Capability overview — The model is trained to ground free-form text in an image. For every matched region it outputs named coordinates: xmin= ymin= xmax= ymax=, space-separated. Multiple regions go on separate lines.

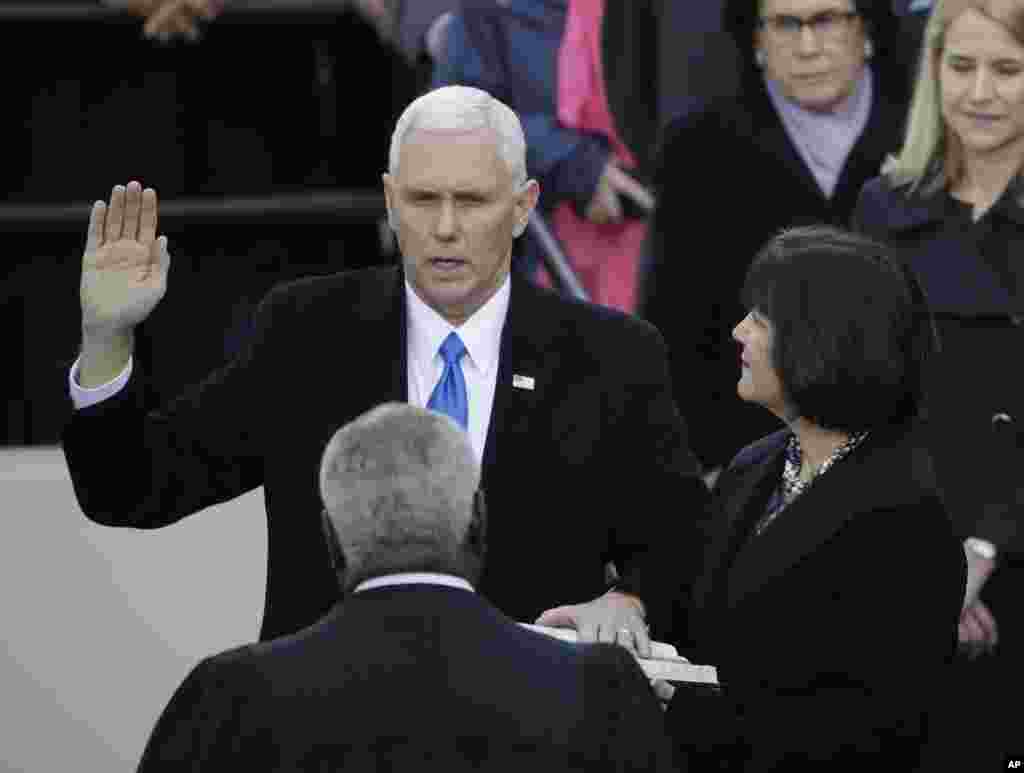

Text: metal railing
xmin=0 ymin=191 xmax=386 ymax=227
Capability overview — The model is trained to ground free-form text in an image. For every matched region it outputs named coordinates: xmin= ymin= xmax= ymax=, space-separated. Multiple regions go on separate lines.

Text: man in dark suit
xmin=64 ymin=85 xmax=707 ymax=648
xmin=137 ymin=402 xmax=676 ymax=771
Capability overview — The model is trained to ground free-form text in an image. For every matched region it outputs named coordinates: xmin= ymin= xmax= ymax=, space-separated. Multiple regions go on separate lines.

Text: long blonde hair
xmin=884 ymin=0 xmax=1024 ymax=192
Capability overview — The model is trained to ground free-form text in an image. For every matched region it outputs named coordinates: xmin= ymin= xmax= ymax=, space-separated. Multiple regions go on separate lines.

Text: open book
xmin=521 ymin=623 xmax=719 ymax=685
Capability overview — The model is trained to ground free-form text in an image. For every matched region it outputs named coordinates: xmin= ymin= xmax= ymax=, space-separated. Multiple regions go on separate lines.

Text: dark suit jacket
xmin=853 ymin=176 xmax=1024 ymax=557
xmin=63 ymin=268 xmax=707 ymax=641
xmin=666 ymin=425 xmax=964 ymax=772
xmin=137 ymin=583 xmax=676 ymax=772
xmin=640 ymin=71 xmax=907 ymax=470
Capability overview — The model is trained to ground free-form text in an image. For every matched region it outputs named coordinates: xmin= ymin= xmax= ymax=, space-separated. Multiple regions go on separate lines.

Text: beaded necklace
xmin=755 ymin=430 xmax=869 ymax=536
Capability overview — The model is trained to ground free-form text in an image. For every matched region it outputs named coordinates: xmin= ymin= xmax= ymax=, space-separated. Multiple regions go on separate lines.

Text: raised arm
xmin=79 ymin=181 xmax=169 ymax=388
xmin=65 ymin=180 xmax=273 ymax=529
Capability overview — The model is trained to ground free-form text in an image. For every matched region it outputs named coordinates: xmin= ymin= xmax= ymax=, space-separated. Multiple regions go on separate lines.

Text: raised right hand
xmin=81 ymin=182 xmax=170 ymax=342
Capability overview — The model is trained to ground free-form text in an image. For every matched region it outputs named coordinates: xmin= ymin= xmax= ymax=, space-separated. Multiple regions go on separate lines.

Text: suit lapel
xmin=724 ymin=432 xmax=910 ymax=609
xmin=746 ymin=84 xmax=826 ymax=204
xmin=832 ymin=88 xmax=899 ymax=209
xmin=692 ymin=446 xmax=784 ymax=614
xmin=353 ymin=266 xmax=407 ymax=406
xmin=481 ymin=273 xmax=552 ymax=486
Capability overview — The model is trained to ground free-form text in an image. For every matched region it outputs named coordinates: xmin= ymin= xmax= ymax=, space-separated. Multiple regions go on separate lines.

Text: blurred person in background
xmin=852 ymin=1 xmax=1024 ymax=767
xmin=433 ymin=0 xmax=658 ymax=313
xmin=107 ymin=0 xmax=458 ymax=67
xmin=641 ymin=0 xmax=912 ymax=484
xmin=102 ymin=0 xmax=223 ymax=39
xmin=662 ymin=226 xmax=964 ymax=772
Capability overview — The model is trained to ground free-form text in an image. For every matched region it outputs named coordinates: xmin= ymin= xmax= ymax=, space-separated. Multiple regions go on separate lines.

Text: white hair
xmin=318 ymin=403 xmax=480 ymax=585
xmin=388 ymin=85 xmax=529 ymax=189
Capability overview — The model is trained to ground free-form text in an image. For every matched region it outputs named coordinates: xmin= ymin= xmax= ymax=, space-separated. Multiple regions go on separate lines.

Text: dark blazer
xmin=853 ymin=176 xmax=1024 ymax=557
xmin=665 ymin=425 xmax=964 ymax=772
xmin=640 ymin=71 xmax=907 ymax=470
xmin=63 ymin=267 xmax=707 ymax=641
xmin=137 ymin=583 xmax=676 ymax=772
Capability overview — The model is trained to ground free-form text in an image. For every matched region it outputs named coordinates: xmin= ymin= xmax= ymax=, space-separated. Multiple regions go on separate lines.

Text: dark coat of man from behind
xmin=135 ymin=404 xmax=675 ymax=772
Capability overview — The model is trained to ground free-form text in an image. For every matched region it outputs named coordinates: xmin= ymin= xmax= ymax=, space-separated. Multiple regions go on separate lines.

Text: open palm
xmin=81 ymin=181 xmax=170 ymax=338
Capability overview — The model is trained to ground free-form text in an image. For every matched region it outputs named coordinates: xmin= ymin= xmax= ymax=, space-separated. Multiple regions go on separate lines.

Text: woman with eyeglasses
xmin=853 ymin=1 xmax=1024 ymax=768
xmin=640 ymin=0 xmax=913 ymax=485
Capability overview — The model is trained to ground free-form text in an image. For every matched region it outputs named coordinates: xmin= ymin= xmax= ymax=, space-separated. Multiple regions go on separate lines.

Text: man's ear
xmin=320 ymin=508 xmax=347 ymax=582
xmin=382 ymin=173 xmax=397 ymax=231
xmin=513 ymin=180 xmax=540 ymax=238
xmin=465 ymin=489 xmax=488 ymax=559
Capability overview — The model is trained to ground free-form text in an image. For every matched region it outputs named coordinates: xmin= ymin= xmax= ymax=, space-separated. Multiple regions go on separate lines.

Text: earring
xmin=864 ymin=39 xmax=874 ymax=59
xmin=754 ymin=49 xmax=766 ymax=68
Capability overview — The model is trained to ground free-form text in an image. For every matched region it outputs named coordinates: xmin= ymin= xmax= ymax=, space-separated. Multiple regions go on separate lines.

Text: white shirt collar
xmin=353 ymin=572 xmax=476 ymax=594
xmin=405 ymin=274 xmax=510 ymax=378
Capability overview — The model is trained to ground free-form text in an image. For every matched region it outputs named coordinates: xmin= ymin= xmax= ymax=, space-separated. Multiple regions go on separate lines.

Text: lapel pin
xmin=512 ymin=374 xmax=535 ymax=391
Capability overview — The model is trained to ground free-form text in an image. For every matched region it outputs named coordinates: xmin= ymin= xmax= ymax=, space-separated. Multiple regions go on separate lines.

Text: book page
xmin=520 ymin=623 xmax=719 ymax=685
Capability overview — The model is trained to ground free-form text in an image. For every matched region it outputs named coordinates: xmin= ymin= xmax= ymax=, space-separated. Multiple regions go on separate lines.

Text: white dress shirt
xmin=404 ymin=277 xmax=509 ymax=463
xmin=353 ymin=572 xmax=474 ymax=594
xmin=70 ymin=275 xmax=511 ymax=464
xmin=69 ymin=355 xmax=133 ymax=410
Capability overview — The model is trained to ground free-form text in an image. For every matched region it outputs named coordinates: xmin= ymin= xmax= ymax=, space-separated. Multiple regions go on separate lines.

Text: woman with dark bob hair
xmin=641 ymin=0 xmax=913 ymax=484
xmin=662 ymin=225 xmax=965 ymax=773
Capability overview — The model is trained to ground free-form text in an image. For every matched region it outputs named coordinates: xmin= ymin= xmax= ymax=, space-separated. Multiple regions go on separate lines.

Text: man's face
xmin=383 ymin=128 xmax=539 ymax=327
xmin=757 ymin=0 xmax=867 ymax=113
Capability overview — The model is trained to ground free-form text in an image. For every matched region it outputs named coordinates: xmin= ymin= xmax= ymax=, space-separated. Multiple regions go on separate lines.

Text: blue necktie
xmin=427 ymin=332 xmax=469 ymax=430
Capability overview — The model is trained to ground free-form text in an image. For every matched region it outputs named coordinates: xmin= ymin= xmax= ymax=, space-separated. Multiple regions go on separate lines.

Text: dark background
xmin=2 ymin=4 xmax=419 ymax=445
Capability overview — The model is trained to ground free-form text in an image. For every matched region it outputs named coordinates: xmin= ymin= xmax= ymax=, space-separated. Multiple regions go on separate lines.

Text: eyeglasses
xmin=758 ymin=10 xmax=859 ymax=43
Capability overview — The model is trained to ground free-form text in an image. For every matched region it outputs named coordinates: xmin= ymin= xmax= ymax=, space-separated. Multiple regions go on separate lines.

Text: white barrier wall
xmin=0 ymin=447 xmax=267 ymax=772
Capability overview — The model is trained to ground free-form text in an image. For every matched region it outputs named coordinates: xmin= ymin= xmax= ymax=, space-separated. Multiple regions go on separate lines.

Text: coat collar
xmin=740 ymin=69 xmax=901 ymax=208
xmin=875 ymin=169 xmax=1024 ymax=232
xmin=339 ymin=265 xmax=407 ymax=408
xmin=691 ymin=433 xmax=786 ymax=614
xmin=697 ymin=425 xmax=931 ymax=611
xmin=480 ymin=270 xmax=558 ymax=480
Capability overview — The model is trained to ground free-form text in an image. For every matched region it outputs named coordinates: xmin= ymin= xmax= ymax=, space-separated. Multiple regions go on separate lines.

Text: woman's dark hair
xmin=740 ymin=225 xmax=937 ymax=432
xmin=723 ymin=0 xmax=911 ymax=99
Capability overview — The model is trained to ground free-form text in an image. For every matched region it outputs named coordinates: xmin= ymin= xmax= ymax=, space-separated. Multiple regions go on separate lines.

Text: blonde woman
xmin=852 ymin=1 xmax=1024 ymax=768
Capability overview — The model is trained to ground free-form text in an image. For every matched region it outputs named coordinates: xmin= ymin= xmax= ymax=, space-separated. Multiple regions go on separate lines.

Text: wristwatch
xmin=965 ymin=537 xmax=997 ymax=561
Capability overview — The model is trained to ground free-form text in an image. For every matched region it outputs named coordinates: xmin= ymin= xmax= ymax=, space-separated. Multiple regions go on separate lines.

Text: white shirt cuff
xmin=69 ymin=356 xmax=133 ymax=410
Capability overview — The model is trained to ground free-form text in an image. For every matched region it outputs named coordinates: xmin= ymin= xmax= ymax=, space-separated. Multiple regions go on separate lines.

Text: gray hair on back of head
xmin=388 ymin=85 xmax=529 ymax=189
xmin=319 ymin=403 xmax=480 ymax=587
